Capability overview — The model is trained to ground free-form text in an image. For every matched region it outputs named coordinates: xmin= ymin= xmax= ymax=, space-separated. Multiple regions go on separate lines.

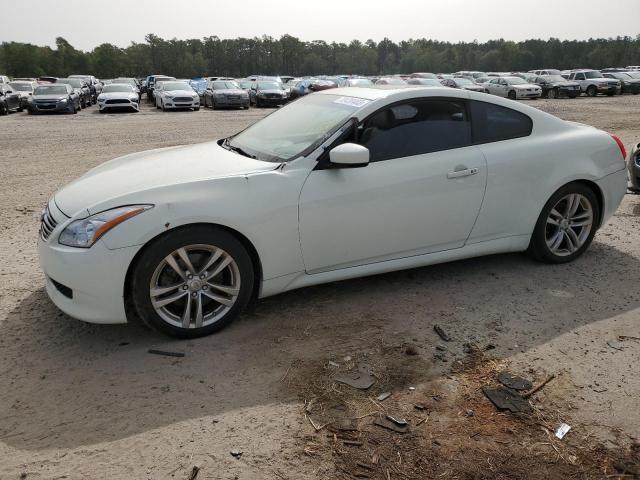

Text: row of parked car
xmin=2 ymin=66 xmax=639 ymax=116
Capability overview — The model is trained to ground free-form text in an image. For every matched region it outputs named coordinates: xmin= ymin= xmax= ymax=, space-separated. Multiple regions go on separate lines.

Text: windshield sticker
xmin=333 ymin=97 xmax=370 ymax=108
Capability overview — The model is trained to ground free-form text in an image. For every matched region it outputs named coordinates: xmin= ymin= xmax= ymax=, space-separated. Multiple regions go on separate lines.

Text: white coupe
xmin=38 ymin=87 xmax=627 ymax=337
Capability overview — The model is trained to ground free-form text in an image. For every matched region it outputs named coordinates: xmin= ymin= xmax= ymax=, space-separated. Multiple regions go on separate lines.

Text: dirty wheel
xmin=508 ymin=90 xmax=516 ymax=100
xmin=586 ymin=85 xmax=597 ymax=97
xmin=131 ymin=226 xmax=254 ymax=338
xmin=528 ymin=183 xmax=600 ymax=263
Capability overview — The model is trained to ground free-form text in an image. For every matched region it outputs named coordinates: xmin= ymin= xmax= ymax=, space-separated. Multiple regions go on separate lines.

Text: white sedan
xmin=38 ymin=87 xmax=627 ymax=337
xmin=154 ymin=81 xmax=200 ymax=111
xmin=97 ymin=83 xmax=140 ymax=112
xmin=485 ymin=76 xmax=542 ymax=99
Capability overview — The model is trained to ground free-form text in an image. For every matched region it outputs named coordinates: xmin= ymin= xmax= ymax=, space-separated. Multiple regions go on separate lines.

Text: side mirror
xmin=329 ymin=143 xmax=369 ymax=168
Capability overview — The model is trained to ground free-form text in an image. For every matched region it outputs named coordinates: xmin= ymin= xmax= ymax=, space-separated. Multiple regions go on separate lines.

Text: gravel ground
xmin=0 ymin=96 xmax=638 ymax=479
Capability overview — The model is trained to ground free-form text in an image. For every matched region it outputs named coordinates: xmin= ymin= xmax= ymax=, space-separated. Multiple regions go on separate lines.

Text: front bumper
xmin=98 ymin=98 xmax=139 ymax=111
xmin=621 ymin=83 xmax=640 ymax=94
xmin=596 ymin=85 xmax=618 ymax=94
xmin=515 ymin=90 xmax=541 ymax=99
xmin=257 ymin=96 xmax=287 ymax=106
xmin=28 ymin=101 xmax=72 ymax=113
xmin=39 ymin=236 xmax=138 ymax=324
xmin=163 ymin=98 xmax=200 ymax=109
xmin=212 ymin=96 xmax=249 ymax=107
xmin=628 ymin=143 xmax=640 ymax=192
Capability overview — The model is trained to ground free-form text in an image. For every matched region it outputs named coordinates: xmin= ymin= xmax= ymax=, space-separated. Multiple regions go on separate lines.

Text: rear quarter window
xmin=470 ymin=100 xmax=533 ymax=144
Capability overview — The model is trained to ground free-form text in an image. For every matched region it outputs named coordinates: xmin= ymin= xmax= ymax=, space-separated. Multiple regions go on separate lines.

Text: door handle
xmin=447 ymin=167 xmax=479 ymax=179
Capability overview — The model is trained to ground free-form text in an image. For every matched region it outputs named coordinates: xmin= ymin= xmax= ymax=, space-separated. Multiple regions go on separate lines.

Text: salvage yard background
xmin=0 ymin=97 xmax=639 ymax=479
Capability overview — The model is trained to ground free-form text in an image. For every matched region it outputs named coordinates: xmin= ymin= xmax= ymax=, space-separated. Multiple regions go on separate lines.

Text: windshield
xmin=34 ymin=85 xmax=68 ymax=95
xmin=454 ymin=78 xmax=473 ymax=85
xmin=213 ymin=81 xmax=239 ymax=89
xmin=408 ymin=79 xmax=441 ymax=86
xmin=160 ymin=82 xmax=191 ymax=91
xmin=154 ymin=77 xmax=175 ymax=83
xmin=257 ymin=82 xmax=281 ymax=90
xmin=543 ymin=75 xmax=566 ymax=82
xmin=227 ymin=94 xmax=365 ymax=162
xmin=58 ymin=79 xmax=83 ymax=87
xmin=379 ymin=78 xmax=406 ymax=85
xmin=9 ymin=82 xmax=33 ymax=91
xmin=505 ymin=77 xmax=526 ymax=85
xmin=584 ymin=71 xmax=604 ymax=79
xmin=607 ymin=73 xmax=630 ymax=80
xmin=627 ymin=72 xmax=640 ymax=79
xmin=348 ymin=79 xmax=373 ymax=86
xmin=114 ymin=78 xmax=136 ymax=85
xmin=239 ymin=81 xmax=252 ymax=88
xmin=102 ymin=84 xmax=134 ymax=93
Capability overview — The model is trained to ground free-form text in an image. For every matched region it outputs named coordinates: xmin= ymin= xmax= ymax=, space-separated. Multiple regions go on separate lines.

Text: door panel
xmin=298 ymin=146 xmax=487 ymax=273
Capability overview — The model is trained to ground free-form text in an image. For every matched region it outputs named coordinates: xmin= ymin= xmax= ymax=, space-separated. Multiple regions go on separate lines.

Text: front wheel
xmin=547 ymin=88 xmax=557 ymax=99
xmin=508 ymin=90 xmax=516 ymax=100
xmin=586 ymin=85 xmax=597 ymax=97
xmin=130 ymin=226 xmax=255 ymax=338
xmin=528 ymin=183 xmax=600 ymax=264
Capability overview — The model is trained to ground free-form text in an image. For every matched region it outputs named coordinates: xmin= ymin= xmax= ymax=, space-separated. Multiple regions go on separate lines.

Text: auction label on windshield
xmin=333 ymin=97 xmax=370 ymax=108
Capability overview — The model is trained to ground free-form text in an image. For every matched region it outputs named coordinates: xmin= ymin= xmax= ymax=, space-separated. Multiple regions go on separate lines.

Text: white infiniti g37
xmin=38 ymin=87 xmax=628 ymax=337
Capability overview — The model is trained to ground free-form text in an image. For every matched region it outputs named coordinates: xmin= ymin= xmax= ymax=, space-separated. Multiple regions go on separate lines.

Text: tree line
xmin=1 ymin=34 xmax=639 ymax=79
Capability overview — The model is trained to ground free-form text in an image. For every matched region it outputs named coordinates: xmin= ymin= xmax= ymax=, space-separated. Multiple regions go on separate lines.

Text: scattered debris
xmin=335 ymin=370 xmax=375 ymax=390
xmin=484 ymin=344 xmax=496 ymax=351
xmin=482 ymin=386 xmax=532 ymax=414
xmin=555 ymin=423 xmax=571 ymax=440
xmin=374 ymin=415 xmax=410 ymax=433
xmin=230 ymin=449 xmax=243 ymax=458
xmin=376 ymin=392 xmax=392 ymax=402
xmin=187 ymin=466 xmax=200 ymax=480
xmin=328 ymin=361 xmax=339 ymax=368
xmin=343 ymin=356 xmax=352 ymax=362
xmin=414 ymin=403 xmax=427 ymax=411
xmin=404 ymin=344 xmax=419 ymax=356
xmin=342 ymin=440 xmax=363 ymax=447
xmin=434 ymin=324 xmax=451 ymax=342
xmin=408 ymin=386 xmax=416 ymax=391
xmin=386 ymin=415 xmax=408 ymax=426
xmin=435 ymin=344 xmax=447 ymax=351
xmin=607 ymin=339 xmax=624 ymax=351
xmin=497 ymin=372 xmax=533 ymax=391
xmin=118 ymin=342 xmax=129 ymax=346
xmin=522 ymin=373 xmax=556 ymax=399
xmin=618 ymin=335 xmax=640 ymax=342
xmin=148 ymin=349 xmax=185 ymax=358
xmin=464 ymin=409 xmax=474 ymax=417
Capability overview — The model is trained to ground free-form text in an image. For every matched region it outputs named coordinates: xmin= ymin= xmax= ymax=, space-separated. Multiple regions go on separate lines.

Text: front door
xmin=298 ymin=99 xmax=488 ymax=273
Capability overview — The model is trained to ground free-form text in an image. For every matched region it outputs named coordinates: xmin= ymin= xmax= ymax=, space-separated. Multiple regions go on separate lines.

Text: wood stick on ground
xmin=523 ymin=374 xmax=556 ymax=399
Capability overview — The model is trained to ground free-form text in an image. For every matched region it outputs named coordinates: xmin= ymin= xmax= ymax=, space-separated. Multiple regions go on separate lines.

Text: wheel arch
xmin=123 ymin=222 xmax=264 ymax=320
xmin=572 ymin=179 xmax=604 ymax=227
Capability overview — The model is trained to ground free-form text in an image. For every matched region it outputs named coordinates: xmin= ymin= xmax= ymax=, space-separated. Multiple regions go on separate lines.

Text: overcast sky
xmin=3 ymin=0 xmax=639 ymax=51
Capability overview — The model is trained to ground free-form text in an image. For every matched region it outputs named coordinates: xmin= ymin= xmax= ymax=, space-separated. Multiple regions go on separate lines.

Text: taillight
xmin=610 ymin=134 xmax=627 ymax=160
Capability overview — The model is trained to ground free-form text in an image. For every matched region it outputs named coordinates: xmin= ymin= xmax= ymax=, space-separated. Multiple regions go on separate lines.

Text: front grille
xmin=105 ymin=99 xmax=130 ymax=104
xmin=36 ymin=103 xmax=56 ymax=109
xmin=266 ymin=94 xmax=281 ymax=99
xmin=40 ymin=206 xmax=58 ymax=240
xmin=173 ymin=97 xmax=192 ymax=102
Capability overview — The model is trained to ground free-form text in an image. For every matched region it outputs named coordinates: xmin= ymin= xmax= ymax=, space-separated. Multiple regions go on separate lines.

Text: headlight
xmin=257 ymin=92 xmax=266 ymax=97
xmin=60 ymin=98 xmax=68 ymax=104
xmin=59 ymin=205 xmax=152 ymax=248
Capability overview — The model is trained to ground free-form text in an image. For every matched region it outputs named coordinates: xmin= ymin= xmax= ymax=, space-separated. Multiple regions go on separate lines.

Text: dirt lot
xmin=0 ymin=96 xmax=639 ymax=479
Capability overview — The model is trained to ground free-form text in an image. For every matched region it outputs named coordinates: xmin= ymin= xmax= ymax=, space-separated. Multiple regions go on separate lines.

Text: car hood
xmin=258 ymin=89 xmax=286 ymax=94
xmin=462 ymin=85 xmax=484 ymax=90
xmin=32 ymin=94 xmax=67 ymax=101
xmin=512 ymin=84 xmax=539 ymax=89
xmin=163 ymin=89 xmax=197 ymax=96
xmin=54 ymin=141 xmax=279 ymax=216
xmin=548 ymin=81 xmax=580 ymax=87
xmin=99 ymin=91 xmax=137 ymax=99
xmin=213 ymin=88 xmax=247 ymax=95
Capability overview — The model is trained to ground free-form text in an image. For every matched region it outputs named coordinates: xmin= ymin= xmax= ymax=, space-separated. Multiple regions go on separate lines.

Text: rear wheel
xmin=131 ymin=226 xmax=254 ymax=338
xmin=508 ymin=90 xmax=516 ymax=100
xmin=528 ymin=183 xmax=600 ymax=264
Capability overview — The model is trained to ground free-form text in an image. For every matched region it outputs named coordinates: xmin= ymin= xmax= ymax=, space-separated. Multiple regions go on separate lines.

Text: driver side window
xmin=359 ymin=100 xmax=472 ymax=163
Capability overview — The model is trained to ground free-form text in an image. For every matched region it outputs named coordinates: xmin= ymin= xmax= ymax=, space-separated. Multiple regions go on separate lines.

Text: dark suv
xmin=0 ymin=84 xmax=21 ymax=115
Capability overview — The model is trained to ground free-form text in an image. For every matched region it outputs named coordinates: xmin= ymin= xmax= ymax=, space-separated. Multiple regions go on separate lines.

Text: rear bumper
xmin=596 ymin=168 xmax=628 ymax=226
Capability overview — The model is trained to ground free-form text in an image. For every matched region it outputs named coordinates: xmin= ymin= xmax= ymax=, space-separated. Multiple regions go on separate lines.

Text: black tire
xmin=212 ymin=98 xmax=217 ymax=110
xmin=194 ymin=106 xmax=200 ymax=111
xmin=130 ymin=226 xmax=254 ymax=338
xmin=0 ymin=102 xmax=7 ymax=115
xmin=508 ymin=90 xmax=516 ymax=100
xmin=547 ymin=88 xmax=557 ymax=99
xmin=528 ymin=182 xmax=600 ymax=264
xmin=161 ymin=100 xmax=166 ymax=111
xmin=586 ymin=85 xmax=597 ymax=97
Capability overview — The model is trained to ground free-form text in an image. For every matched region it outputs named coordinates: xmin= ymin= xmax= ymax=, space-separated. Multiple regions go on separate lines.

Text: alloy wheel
xmin=149 ymin=244 xmax=241 ymax=329
xmin=545 ymin=193 xmax=594 ymax=256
